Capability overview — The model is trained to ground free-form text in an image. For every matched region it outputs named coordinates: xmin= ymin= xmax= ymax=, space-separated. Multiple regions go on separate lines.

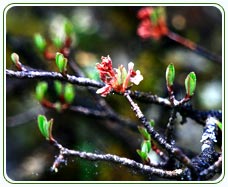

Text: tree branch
xmin=124 ymin=91 xmax=196 ymax=172
xmin=68 ymin=105 xmax=137 ymax=131
xmin=50 ymin=139 xmax=183 ymax=179
xmin=6 ymin=68 xmax=222 ymax=124
xmin=6 ymin=69 xmax=104 ymax=88
xmin=183 ymin=116 xmax=221 ymax=180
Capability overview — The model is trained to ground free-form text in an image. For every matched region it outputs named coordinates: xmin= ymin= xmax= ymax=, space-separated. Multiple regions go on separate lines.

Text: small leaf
xmin=37 ymin=115 xmax=47 ymax=137
xmin=138 ymin=126 xmax=151 ymax=140
xmin=34 ymin=34 xmax=46 ymax=52
xmin=56 ymin=52 xmax=67 ymax=73
xmin=149 ymin=119 xmax=155 ymax=127
xmin=185 ymin=72 xmax=197 ymax=97
xmin=54 ymin=81 xmax=63 ymax=96
xmin=52 ymin=37 xmax=63 ymax=49
xmin=166 ymin=63 xmax=175 ymax=88
xmin=36 ymin=82 xmax=48 ymax=101
xmin=215 ymin=120 xmax=222 ymax=131
xmin=37 ymin=115 xmax=49 ymax=139
xmin=150 ymin=10 xmax=158 ymax=25
xmin=37 ymin=115 xmax=53 ymax=140
xmin=136 ymin=150 xmax=148 ymax=161
xmin=64 ymin=83 xmax=75 ymax=104
xmin=11 ymin=53 xmax=19 ymax=64
xmin=141 ymin=140 xmax=151 ymax=153
xmin=157 ymin=7 xmax=166 ymax=18
xmin=116 ymin=66 xmax=127 ymax=85
xmin=64 ymin=19 xmax=74 ymax=36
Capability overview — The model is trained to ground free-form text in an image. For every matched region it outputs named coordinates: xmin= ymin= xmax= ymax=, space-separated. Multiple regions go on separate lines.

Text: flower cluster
xmin=96 ymin=56 xmax=143 ymax=97
xmin=137 ymin=7 xmax=168 ymax=40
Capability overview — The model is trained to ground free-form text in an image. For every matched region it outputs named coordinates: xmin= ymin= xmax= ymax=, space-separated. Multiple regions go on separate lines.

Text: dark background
xmin=6 ymin=6 xmax=222 ymax=181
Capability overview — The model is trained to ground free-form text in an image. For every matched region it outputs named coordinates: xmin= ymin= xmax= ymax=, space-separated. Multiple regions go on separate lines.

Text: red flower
xmin=137 ymin=7 xmax=153 ymax=19
xmin=137 ymin=7 xmax=168 ymax=40
xmin=96 ymin=56 xmax=115 ymax=84
xmin=96 ymin=56 xmax=143 ymax=97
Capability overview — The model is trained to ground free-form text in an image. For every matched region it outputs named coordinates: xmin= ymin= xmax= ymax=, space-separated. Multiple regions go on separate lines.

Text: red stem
xmin=166 ymin=31 xmax=196 ymax=50
xmin=166 ymin=31 xmax=222 ymax=63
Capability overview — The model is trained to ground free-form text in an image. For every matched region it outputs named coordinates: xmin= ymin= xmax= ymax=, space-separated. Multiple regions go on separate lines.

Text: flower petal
xmin=130 ymin=70 xmax=143 ymax=85
xmin=96 ymin=85 xmax=112 ymax=97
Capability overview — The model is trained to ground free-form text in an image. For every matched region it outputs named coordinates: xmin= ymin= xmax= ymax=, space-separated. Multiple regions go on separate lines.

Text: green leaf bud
xmin=10 ymin=53 xmax=19 ymax=65
xmin=166 ymin=63 xmax=175 ymax=89
xmin=136 ymin=150 xmax=148 ymax=161
xmin=52 ymin=37 xmax=63 ymax=49
xmin=55 ymin=52 xmax=68 ymax=74
xmin=34 ymin=34 xmax=46 ymax=52
xmin=54 ymin=81 xmax=63 ymax=96
xmin=185 ymin=72 xmax=196 ymax=97
xmin=64 ymin=83 xmax=75 ymax=104
xmin=64 ymin=19 xmax=74 ymax=36
xmin=37 ymin=115 xmax=53 ymax=140
xmin=149 ymin=119 xmax=155 ymax=127
xmin=138 ymin=126 xmax=151 ymax=140
xmin=141 ymin=140 xmax=151 ymax=153
xmin=36 ymin=82 xmax=48 ymax=101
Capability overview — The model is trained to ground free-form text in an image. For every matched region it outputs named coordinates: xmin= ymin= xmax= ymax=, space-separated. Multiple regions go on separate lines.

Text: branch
xmin=199 ymin=155 xmax=222 ymax=180
xmin=6 ymin=69 xmax=222 ymax=124
xmin=6 ymin=69 xmax=104 ymax=88
xmin=50 ymin=139 xmax=183 ymax=179
xmin=124 ymin=92 xmax=196 ymax=172
xmin=166 ymin=31 xmax=222 ymax=64
xmin=184 ymin=116 xmax=221 ymax=180
xmin=68 ymin=105 xmax=137 ymax=131
xmin=129 ymin=91 xmax=222 ymax=124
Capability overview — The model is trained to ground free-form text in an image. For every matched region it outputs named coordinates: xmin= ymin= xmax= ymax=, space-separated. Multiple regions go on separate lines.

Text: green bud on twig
xmin=34 ymin=34 xmax=46 ymax=52
xmin=52 ymin=37 xmax=63 ymax=49
xmin=37 ymin=115 xmax=53 ymax=141
xmin=150 ymin=9 xmax=158 ymax=25
xmin=64 ymin=19 xmax=74 ymax=36
xmin=141 ymin=140 xmax=151 ymax=153
xmin=54 ymin=81 xmax=63 ymax=96
xmin=149 ymin=119 xmax=155 ymax=127
xmin=138 ymin=126 xmax=151 ymax=140
xmin=136 ymin=150 xmax=148 ymax=162
xmin=64 ymin=83 xmax=75 ymax=104
xmin=55 ymin=52 xmax=68 ymax=74
xmin=11 ymin=52 xmax=23 ymax=71
xmin=185 ymin=72 xmax=196 ymax=97
xmin=215 ymin=120 xmax=222 ymax=131
xmin=11 ymin=53 xmax=19 ymax=64
xmin=36 ymin=82 xmax=48 ymax=101
xmin=166 ymin=63 xmax=175 ymax=90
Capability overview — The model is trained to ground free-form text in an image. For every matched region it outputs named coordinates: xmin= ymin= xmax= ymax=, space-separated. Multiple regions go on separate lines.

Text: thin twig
xmin=165 ymin=108 xmax=177 ymax=144
xmin=129 ymin=91 xmax=222 ymax=124
xmin=50 ymin=139 xmax=183 ymax=179
xmin=6 ymin=69 xmax=104 ymax=88
xmin=199 ymin=155 xmax=222 ymax=180
xmin=124 ymin=91 xmax=196 ymax=172
xmin=6 ymin=69 xmax=222 ymax=124
xmin=68 ymin=105 xmax=137 ymax=131
xmin=166 ymin=31 xmax=222 ymax=64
